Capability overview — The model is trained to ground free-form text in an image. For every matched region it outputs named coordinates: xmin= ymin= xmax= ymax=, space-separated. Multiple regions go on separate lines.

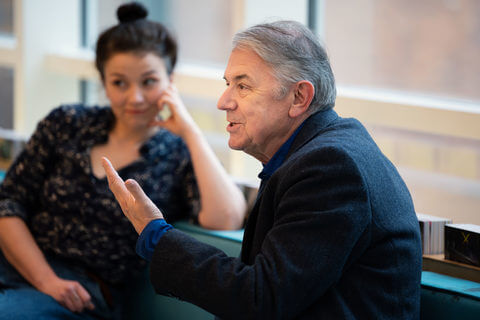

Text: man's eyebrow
xmin=223 ymin=74 xmax=251 ymax=82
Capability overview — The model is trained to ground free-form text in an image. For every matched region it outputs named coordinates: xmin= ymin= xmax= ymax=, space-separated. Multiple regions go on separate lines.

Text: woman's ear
xmin=288 ymin=80 xmax=315 ymax=118
xmin=169 ymin=73 xmax=174 ymax=83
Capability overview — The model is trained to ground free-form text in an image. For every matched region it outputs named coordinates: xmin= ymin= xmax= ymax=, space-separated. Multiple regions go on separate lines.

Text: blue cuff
xmin=136 ymin=219 xmax=173 ymax=261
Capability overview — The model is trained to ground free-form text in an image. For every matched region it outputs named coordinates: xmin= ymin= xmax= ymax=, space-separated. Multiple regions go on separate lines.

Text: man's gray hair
xmin=232 ymin=20 xmax=336 ymax=113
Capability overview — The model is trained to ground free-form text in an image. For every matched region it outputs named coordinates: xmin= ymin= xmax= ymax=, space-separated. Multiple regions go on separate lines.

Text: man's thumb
xmin=125 ymin=179 xmax=147 ymax=201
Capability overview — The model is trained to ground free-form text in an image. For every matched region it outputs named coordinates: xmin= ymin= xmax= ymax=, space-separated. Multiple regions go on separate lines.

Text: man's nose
xmin=217 ymin=87 xmax=235 ymax=111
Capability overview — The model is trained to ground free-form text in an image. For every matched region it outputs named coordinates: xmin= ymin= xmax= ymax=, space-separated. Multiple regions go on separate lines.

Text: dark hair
xmin=95 ymin=2 xmax=177 ymax=80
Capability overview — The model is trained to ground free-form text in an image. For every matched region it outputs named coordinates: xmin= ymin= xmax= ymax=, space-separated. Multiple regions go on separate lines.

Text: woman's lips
xmin=125 ymin=109 xmax=148 ymax=114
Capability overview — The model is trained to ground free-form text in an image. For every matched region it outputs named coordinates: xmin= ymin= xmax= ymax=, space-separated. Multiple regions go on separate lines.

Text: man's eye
xmin=238 ymin=84 xmax=248 ymax=90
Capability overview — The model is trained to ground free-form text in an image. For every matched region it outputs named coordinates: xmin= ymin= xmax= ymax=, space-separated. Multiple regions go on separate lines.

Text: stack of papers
xmin=417 ymin=213 xmax=452 ymax=255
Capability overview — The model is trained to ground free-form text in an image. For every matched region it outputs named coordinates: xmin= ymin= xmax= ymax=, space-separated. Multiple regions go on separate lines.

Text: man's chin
xmin=227 ymin=140 xmax=244 ymax=151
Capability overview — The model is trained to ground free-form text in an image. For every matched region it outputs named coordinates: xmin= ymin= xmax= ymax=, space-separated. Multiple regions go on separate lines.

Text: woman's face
xmin=103 ymin=52 xmax=171 ymax=131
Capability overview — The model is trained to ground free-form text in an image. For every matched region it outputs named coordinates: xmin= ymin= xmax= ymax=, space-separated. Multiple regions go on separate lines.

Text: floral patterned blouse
xmin=0 ymin=105 xmax=200 ymax=285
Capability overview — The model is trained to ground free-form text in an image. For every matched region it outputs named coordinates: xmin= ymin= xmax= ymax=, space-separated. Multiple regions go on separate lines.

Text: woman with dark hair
xmin=0 ymin=2 xmax=246 ymax=319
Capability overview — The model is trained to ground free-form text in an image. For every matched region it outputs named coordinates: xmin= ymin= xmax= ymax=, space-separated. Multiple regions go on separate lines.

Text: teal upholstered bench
xmin=123 ymin=221 xmax=480 ymax=320
xmin=421 ymin=271 xmax=480 ymax=319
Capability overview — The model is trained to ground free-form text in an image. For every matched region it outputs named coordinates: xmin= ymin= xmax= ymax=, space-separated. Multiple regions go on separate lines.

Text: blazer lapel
xmin=240 ymin=178 xmax=266 ymax=262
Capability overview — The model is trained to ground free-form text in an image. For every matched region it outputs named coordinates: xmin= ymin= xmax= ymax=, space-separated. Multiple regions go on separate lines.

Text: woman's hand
xmin=38 ymin=275 xmax=95 ymax=313
xmin=150 ymin=84 xmax=199 ymax=139
xmin=102 ymin=157 xmax=164 ymax=234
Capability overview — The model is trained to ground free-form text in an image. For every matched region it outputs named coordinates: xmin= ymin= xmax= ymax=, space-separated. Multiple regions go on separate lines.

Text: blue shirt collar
xmin=258 ymin=122 xmax=305 ymax=181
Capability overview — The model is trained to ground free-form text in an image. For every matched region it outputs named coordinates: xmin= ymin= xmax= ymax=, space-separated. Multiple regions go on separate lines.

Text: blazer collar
xmin=285 ymin=108 xmax=339 ymax=159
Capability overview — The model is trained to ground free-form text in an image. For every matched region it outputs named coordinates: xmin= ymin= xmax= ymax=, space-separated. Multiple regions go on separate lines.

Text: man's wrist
xmin=136 ymin=219 xmax=173 ymax=261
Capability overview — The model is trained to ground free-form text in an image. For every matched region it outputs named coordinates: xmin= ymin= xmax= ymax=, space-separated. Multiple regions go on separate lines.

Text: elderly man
xmin=103 ymin=21 xmax=422 ymax=319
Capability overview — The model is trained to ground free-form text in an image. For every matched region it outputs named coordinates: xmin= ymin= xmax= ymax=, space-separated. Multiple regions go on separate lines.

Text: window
xmin=0 ymin=0 xmax=13 ymax=36
xmin=0 ymin=67 xmax=13 ymax=129
xmin=324 ymin=0 xmax=480 ymax=104
xmin=85 ymin=0 xmax=234 ymax=68
xmin=318 ymin=0 xmax=480 ymax=223
xmin=0 ymin=0 xmax=14 ymax=131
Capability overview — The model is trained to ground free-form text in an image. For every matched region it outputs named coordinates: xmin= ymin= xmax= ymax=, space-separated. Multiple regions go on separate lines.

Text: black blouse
xmin=0 ymin=105 xmax=200 ymax=285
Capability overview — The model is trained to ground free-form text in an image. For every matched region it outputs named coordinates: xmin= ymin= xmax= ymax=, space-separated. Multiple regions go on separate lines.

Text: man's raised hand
xmin=102 ymin=157 xmax=164 ymax=234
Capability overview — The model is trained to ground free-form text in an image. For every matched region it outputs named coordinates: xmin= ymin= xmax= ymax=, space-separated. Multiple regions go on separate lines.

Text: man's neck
xmin=250 ymin=114 xmax=310 ymax=164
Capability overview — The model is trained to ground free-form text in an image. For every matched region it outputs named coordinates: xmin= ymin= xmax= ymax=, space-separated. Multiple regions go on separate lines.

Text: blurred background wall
xmin=0 ymin=0 xmax=479 ymax=223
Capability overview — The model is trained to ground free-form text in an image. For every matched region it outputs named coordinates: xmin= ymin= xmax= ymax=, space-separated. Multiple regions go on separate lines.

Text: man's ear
xmin=289 ymin=80 xmax=314 ymax=118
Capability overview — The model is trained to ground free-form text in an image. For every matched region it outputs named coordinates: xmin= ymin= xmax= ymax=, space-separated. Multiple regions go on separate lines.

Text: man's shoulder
xmin=291 ymin=111 xmax=371 ymax=154
xmin=278 ymin=116 xmax=388 ymax=185
xmin=289 ymin=117 xmax=371 ymax=159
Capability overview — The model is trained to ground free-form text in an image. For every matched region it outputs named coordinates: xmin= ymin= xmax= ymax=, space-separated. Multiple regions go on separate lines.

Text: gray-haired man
xmin=104 ymin=21 xmax=422 ymax=319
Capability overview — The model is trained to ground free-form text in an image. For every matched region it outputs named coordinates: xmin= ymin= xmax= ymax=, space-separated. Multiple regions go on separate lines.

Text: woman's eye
xmin=143 ymin=78 xmax=158 ymax=86
xmin=112 ymin=80 xmax=125 ymax=87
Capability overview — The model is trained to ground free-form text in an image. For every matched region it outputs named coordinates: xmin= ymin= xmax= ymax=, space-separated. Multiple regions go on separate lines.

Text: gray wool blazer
xmin=149 ymin=109 xmax=422 ymax=319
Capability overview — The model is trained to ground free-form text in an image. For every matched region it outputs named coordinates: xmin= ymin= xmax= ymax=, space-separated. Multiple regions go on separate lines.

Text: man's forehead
xmin=223 ymin=48 xmax=269 ymax=82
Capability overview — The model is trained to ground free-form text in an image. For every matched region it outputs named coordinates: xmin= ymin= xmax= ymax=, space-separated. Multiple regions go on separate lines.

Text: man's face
xmin=217 ymin=48 xmax=295 ymax=163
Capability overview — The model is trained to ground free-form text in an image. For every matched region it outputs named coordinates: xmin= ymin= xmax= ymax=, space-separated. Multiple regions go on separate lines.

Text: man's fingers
xmin=125 ymin=179 xmax=148 ymax=202
xmin=102 ymin=157 xmax=134 ymax=212
xmin=102 ymin=157 xmax=120 ymax=184
xmin=102 ymin=157 xmax=129 ymax=197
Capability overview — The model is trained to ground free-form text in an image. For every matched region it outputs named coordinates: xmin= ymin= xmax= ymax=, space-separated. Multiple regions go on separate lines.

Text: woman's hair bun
xmin=117 ymin=2 xmax=148 ymax=24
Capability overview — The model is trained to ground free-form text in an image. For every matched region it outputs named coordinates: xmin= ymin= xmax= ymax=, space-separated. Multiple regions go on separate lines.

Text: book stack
xmin=417 ymin=213 xmax=452 ymax=255
xmin=445 ymin=224 xmax=480 ymax=267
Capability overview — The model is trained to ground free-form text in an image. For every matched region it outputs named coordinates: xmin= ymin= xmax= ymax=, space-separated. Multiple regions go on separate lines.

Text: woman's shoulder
xmin=46 ymin=104 xmax=111 ymax=122
xmin=42 ymin=104 xmax=112 ymax=131
xmin=35 ymin=105 xmax=112 ymax=142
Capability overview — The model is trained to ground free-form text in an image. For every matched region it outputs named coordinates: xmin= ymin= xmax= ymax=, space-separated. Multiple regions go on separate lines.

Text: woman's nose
xmin=128 ymin=86 xmax=145 ymax=104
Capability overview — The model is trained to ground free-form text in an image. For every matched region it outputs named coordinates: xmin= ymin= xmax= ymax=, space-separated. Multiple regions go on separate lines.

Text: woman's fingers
xmin=61 ymin=282 xmax=94 ymax=313
xmin=150 ymin=84 xmax=199 ymax=139
xmin=68 ymin=289 xmax=83 ymax=312
xmin=76 ymin=284 xmax=95 ymax=310
xmin=150 ymin=96 xmax=180 ymax=131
